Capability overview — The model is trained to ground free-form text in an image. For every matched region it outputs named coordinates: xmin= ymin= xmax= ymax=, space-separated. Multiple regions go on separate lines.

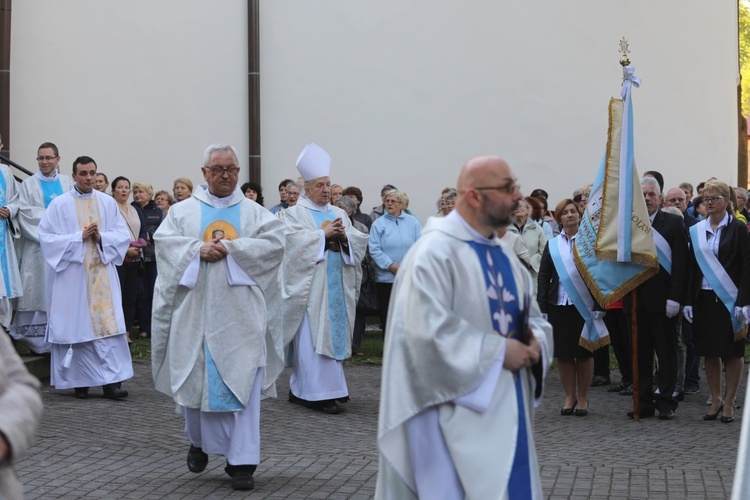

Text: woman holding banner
xmin=683 ymin=180 xmax=750 ymax=424
xmin=538 ymin=199 xmax=605 ymax=417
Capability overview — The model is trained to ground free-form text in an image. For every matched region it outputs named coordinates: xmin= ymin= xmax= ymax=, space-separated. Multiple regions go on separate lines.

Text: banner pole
xmin=631 ymin=290 xmax=639 ymax=421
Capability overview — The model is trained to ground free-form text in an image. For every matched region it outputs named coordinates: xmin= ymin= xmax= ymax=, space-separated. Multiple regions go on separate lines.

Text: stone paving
xmin=16 ymin=359 xmax=746 ymax=499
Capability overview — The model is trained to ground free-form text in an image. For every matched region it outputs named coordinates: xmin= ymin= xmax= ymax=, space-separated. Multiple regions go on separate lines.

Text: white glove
xmin=665 ymin=300 xmax=680 ymax=318
xmin=743 ymin=305 xmax=750 ymax=324
xmin=592 ymin=311 xmax=606 ymax=321
xmin=683 ymin=305 xmax=693 ymax=323
xmin=736 ymin=306 xmax=744 ymax=321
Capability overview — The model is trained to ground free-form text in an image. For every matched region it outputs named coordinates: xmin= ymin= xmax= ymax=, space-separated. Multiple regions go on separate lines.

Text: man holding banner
xmin=627 ymin=177 xmax=688 ymax=419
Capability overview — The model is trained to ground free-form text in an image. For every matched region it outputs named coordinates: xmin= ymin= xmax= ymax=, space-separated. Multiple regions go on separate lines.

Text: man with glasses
xmin=9 ymin=142 xmax=72 ymax=353
xmin=376 ymin=155 xmax=552 ymax=498
xmin=665 ymin=187 xmax=699 ymax=229
xmin=152 ymin=144 xmax=285 ymax=491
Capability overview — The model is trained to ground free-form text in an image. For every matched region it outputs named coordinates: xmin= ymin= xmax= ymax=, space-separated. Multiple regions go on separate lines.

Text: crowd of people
xmin=3 ymin=138 xmax=750 ymax=496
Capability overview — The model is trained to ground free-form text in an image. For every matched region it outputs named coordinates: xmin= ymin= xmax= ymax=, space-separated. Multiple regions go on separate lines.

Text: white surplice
xmin=10 ymin=171 xmax=73 ymax=352
xmin=0 ymin=164 xmax=23 ymax=327
xmin=375 ymin=212 xmax=553 ymax=499
xmin=38 ymin=187 xmax=133 ymax=389
xmin=279 ymin=196 xmax=368 ymax=401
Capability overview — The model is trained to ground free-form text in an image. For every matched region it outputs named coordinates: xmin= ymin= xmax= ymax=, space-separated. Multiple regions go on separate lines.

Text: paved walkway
xmin=16 ymin=360 xmax=746 ymax=498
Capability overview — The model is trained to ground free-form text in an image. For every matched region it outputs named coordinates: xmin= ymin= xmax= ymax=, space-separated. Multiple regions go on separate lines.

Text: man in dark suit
xmin=664 ymin=187 xmax=701 ymax=396
xmin=628 ymin=177 xmax=689 ymax=420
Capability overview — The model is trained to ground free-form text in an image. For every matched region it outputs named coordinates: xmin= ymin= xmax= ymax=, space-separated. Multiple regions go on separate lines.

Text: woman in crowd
xmin=507 ymin=198 xmax=547 ymax=294
xmin=331 ymin=184 xmax=344 ymax=202
xmin=112 ymin=176 xmax=147 ymax=343
xmin=527 ymin=195 xmax=554 ymax=241
xmin=368 ymin=189 xmax=422 ymax=331
xmin=132 ymin=182 xmax=164 ymax=339
xmin=173 ymin=177 xmax=193 ymax=202
xmin=693 ymin=195 xmax=706 ymax=220
xmin=154 ymin=190 xmax=174 ymax=214
xmin=241 ymin=181 xmax=264 ymax=206
xmin=538 ymin=199 xmax=599 ymax=417
xmin=683 ymin=180 xmax=750 ymax=423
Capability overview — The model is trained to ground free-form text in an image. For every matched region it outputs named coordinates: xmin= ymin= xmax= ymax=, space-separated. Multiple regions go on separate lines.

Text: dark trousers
xmin=637 ymin=309 xmax=678 ymax=413
xmin=352 ymin=309 xmax=366 ymax=353
xmin=604 ymin=309 xmax=632 ymax=384
xmin=593 ymin=345 xmax=610 ymax=379
xmin=681 ymin=319 xmax=700 ymax=389
xmin=376 ymin=282 xmax=394 ymax=333
xmin=135 ymin=261 xmax=158 ymax=334
xmin=117 ymin=261 xmax=140 ymax=332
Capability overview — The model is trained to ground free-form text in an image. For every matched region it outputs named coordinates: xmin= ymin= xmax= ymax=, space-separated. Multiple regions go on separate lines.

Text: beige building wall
xmin=9 ymin=1 xmax=738 ymax=221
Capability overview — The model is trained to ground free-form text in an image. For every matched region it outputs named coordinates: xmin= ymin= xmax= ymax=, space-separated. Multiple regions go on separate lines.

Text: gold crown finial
xmin=619 ymin=37 xmax=631 ymax=67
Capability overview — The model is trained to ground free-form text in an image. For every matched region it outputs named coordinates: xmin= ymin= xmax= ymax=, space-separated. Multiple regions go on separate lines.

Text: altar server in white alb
xmin=38 ymin=156 xmax=133 ymax=400
xmin=281 ymin=143 xmax=368 ymax=415
xmin=376 ymin=156 xmax=553 ymax=499
xmin=151 ymin=144 xmax=285 ymax=491
xmin=10 ymin=142 xmax=73 ymax=353
xmin=0 ymin=135 xmax=24 ymax=328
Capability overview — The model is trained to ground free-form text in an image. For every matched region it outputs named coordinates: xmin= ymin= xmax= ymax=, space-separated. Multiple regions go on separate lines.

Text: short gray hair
xmin=203 ymin=144 xmax=239 ymax=167
xmin=640 ymin=176 xmax=661 ymax=196
xmin=334 ymin=195 xmax=357 ymax=215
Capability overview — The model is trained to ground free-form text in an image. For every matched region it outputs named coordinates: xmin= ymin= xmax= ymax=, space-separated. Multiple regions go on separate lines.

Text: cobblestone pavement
xmin=16 ymin=360 xmax=746 ymax=498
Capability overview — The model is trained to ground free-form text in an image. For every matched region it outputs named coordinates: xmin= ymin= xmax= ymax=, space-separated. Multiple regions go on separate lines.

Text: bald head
xmin=456 ymin=156 xmax=521 ymax=237
xmin=664 ymin=187 xmax=687 ymax=213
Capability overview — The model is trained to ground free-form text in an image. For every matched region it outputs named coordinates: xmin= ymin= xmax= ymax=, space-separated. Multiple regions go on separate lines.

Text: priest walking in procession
xmin=10 ymin=142 xmax=73 ymax=353
xmin=281 ymin=143 xmax=368 ymax=415
xmin=151 ymin=144 xmax=285 ymax=491
xmin=376 ymin=156 xmax=553 ymax=499
xmin=0 ymin=135 xmax=24 ymax=328
xmin=38 ymin=156 xmax=133 ymax=400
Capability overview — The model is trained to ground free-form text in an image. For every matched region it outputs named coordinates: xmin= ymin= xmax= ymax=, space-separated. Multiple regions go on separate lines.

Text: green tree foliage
xmin=740 ymin=0 xmax=750 ymax=114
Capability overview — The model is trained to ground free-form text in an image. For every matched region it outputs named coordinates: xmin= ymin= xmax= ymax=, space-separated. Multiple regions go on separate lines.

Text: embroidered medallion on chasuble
xmin=311 ymin=210 xmax=347 ymax=360
xmin=75 ymin=197 xmax=119 ymax=337
xmin=468 ymin=241 xmax=533 ymax=498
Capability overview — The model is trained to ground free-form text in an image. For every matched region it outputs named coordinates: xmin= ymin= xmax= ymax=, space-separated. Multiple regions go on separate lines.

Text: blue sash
xmin=0 ymin=173 xmax=10 ymax=296
xmin=690 ymin=222 xmax=745 ymax=334
xmin=40 ymin=178 xmax=63 ymax=208
xmin=652 ymin=226 xmax=672 ymax=275
xmin=310 ymin=210 xmax=347 ymax=359
xmin=468 ymin=241 xmax=531 ymax=500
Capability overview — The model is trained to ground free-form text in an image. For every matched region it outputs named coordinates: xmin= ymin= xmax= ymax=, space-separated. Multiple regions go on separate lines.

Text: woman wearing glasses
xmin=683 ymin=180 xmax=750 ymax=423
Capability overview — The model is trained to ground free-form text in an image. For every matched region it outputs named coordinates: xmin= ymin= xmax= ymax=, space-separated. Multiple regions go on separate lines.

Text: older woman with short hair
xmin=173 ymin=177 xmax=193 ymax=202
xmin=508 ymin=198 xmax=547 ymax=294
xmin=684 ymin=180 xmax=750 ymax=423
xmin=154 ymin=190 xmax=174 ymax=214
xmin=131 ymin=181 xmax=163 ymax=339
xmin=369 ymin=189 xmax=422 ymax=332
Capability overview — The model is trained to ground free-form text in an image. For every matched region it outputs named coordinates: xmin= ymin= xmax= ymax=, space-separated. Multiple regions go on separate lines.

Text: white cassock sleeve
xmin=38 ymin=204 xmax=85 ymax=272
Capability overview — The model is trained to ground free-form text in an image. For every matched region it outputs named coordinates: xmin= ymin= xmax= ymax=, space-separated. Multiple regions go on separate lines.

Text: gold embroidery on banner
xmin=76 ymin=198 xmax=119 ymax=337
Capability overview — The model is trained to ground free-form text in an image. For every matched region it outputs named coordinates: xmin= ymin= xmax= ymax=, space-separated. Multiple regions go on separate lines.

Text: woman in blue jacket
xmin=368 ymin=189 xmax=422 ymax=332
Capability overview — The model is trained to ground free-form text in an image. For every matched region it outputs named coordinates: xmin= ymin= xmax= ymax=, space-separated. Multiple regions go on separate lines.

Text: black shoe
xmin=561 ymin=400 xmax=577 ymax=416
xmin=574 ymin=400 xmax=589 ymax=417
xmin=591 ymin=376 xmax=610 ymax=387
xmin=684 ymin=385 xmax=700 ymax=395
xmin=187 ymin=445 xmax=208 ymax=473
xmin=674 ymin=392 xmax=685 ymax=402
xmin=721 ymin=406 xmax=735 ymax=424
xmin=102 ymin=383 xmax=128 ymax=399
xmin=620 ymin=385 xmax=634 ymax=396
xmin=74 ymin=387 xmax=89 ymax=399
xmin=320 ymin=401 xmax=340 ymax=415
xmin=627 ymin=409 xmax=655 ymax=419
xmin=607 ymin=381 xmax=629 ymax=393
xmin=225 ymin=464 xmax=256 ymax=491
xmin=288 ymin=390 xmax=313 ymax=408
xmin=658 ymin=409 xmax=676 ymax=420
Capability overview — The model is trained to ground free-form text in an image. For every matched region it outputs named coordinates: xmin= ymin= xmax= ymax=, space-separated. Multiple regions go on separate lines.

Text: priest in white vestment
xmin=151 ymin=144 xmax=285 ymax=492
xmin=10 ymin=142 xmax=73 ymax=353
xmin=281 ymin=143 xmax=368 ymax=415
xmin=0 ymin=143 xmax=24 ymax=328
xmin=376 ymin=156 xmax=554 ymax=499
xmin=38 ymin=156 xmax=133 ymax=400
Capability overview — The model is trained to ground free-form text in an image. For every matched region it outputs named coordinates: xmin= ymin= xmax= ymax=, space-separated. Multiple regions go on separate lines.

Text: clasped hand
xmin=324 ymin=217 xmax=346 ymax=240
xmin=82 ymin=222 xmax=101 ymax=243
xmin=200 ymin=235 xmax=228 ymax=262
xmin=0 ymin=206 xmax=10 ymax=219
xmin=503 ymin=335 xmax=541 ymax=372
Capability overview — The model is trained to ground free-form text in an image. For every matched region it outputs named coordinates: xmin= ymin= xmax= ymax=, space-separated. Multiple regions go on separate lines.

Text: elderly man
xmin=281 ymin=143 xmax=368 ymax=415
xmin=627 ymin=177 xmax=689 ymax=419
xmin=376 ymin=156 xmax=553 ymax=499
xmin=152 ymin=144 xmax=284 ymax=491
xmin=10 ymin=142 xmax=73 ymax=353
xmin=38 ymin=156 xmax=133 ymax=399
xmin=665 ymin=187 xmax=699 ymax=229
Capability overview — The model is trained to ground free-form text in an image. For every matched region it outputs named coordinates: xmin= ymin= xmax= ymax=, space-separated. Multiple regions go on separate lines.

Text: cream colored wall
xmin=10 ymin=1 xmax=248 ymax=196
xmin=9 ymin=1 xmax=738 ymax=222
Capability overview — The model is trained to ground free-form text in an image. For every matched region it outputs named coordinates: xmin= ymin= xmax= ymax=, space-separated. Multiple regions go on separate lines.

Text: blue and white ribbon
xmin=651 ymin=226 xmax=672 ymax=275
xmin=616 ymin=66 xmax=641 ymax=262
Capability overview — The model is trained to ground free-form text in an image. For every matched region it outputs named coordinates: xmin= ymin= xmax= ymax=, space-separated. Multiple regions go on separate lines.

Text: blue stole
xmin=200 ymin=201 xmax=244 ymax=410
xmin=40 ymin=177 xmax=64 ymax=208
xmin=0 ymin=173 xmax=10 ymax=296
xmin=310 ymin=210 xmax=347 ymax=359
xmin=467 ymin=241 xmax=531 ymax=500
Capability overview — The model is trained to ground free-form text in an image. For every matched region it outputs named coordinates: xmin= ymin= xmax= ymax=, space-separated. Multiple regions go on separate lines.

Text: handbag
xmin=357 ymin=256 xmax=380 ymax=313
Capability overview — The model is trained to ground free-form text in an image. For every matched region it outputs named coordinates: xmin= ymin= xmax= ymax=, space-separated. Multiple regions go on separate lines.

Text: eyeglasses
xmin=666 ymin=198 xmax=685 ymax=204
xmin=703 ymin=196 xmax=724 ymax=204
xmin=206 ymin=166 xmax=240 ymax=176
xmin=287 ymin=191 xmax=300 ymax=198
xmin=36 ymin=156 xmax=56 ymax=162
xmin=474 ymin=182 xmax=520 ymax=194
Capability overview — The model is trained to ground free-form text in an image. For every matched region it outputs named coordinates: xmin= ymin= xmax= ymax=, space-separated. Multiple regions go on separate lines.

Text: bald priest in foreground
xmin=375 ymin=156 xmax=553 ymax=499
